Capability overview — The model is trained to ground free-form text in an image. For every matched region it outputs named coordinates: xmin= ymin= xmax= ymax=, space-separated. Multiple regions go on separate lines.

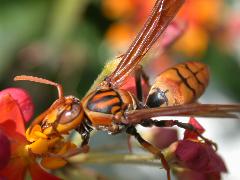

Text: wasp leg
xmin=127 ymin=134 xmax=133 ymax=154
xmin=81 ymin=132 xmax=90 ymax=148
xmin=141 ymin=119 xmax=218 ymax=150
xmin=57 ymin=132 xmax=90 ymax=158
xmin=75 ymin=122 xmax=92 ymax=153
xmin=127 ymin=66 xmax=150 ymax=152
xmin=27 ymin=108 xmax=53 ymax=134
xmin=126 ymin=126 xmax=171 ymax=180
xmin=54 ymin=145 xmax=90 ymax=159
xmin=133 ymin=65 xmax=150 ymax=102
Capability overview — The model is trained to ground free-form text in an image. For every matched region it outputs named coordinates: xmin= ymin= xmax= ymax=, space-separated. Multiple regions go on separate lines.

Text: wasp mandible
xmin=14 ymin=0 xmax=240 ymax=179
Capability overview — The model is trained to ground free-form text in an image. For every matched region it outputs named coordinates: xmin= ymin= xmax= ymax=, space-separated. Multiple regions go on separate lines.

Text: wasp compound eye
xmin=59 ymin=103 xmax=81 ymax=124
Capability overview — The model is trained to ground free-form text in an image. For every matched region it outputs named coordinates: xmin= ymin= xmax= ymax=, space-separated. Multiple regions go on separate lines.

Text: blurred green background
xmin=0 ymin=0 xmax=240 ymax=179
xmin=0 ymin=0 xmax=112 ymax=115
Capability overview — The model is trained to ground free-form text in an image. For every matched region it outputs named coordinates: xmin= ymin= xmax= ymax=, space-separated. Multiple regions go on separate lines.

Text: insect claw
xmin=198 ymin=133 xmax=218 ymax=151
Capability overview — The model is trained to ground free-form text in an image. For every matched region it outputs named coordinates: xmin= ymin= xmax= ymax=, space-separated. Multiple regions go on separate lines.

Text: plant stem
xmin=46 ymin=0 xmax=89 ymax=66
xmin=68 ymin=153 xmax=162 ymax=167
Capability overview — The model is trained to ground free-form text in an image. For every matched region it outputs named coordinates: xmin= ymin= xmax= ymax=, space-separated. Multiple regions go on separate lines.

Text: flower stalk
xmin=68 ymin=152 xmax=162 ymax=167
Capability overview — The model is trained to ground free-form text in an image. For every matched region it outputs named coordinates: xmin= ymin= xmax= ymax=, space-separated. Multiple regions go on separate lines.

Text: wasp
xmin=14 ymin=0 xmax=240 ymax=179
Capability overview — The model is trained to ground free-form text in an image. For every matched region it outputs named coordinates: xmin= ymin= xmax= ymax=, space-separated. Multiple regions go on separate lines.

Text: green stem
xmin=47 ymin=0 xmax=84 ymax=44
xmin=46 ymin=0 xmax=89 ymax=64
xmin=68 ymin=153 xmax=162 ymax=167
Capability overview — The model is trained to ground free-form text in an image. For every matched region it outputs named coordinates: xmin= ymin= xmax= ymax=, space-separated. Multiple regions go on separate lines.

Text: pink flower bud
xmin=120 ymin=76 xmax=149 ymax=99
xmin=0 ymin=88 xmax=34 ymax=122
xmin=161 ymin=20 xmax=187 ymax=49
xmin=152 ymin=128 xmax=178 ymax=149
xmin=0 ymin=131 xmax=10 ymax=169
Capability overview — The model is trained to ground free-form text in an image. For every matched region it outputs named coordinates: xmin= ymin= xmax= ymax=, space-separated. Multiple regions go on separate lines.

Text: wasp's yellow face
xmin=40 ymin=96 xmax=84 ymax=135
xmin=24 ymin=96 xmax=82 ymax=161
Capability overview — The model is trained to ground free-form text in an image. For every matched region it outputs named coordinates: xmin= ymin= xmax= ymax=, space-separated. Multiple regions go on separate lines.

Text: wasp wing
xmin=125 ymin=104 xmax=240 ymax=125
xmin=105 ymin=0 xmax=185 ymax=88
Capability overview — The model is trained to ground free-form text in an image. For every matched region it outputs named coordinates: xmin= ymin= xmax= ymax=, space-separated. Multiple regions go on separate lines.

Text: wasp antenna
xmin=14 ymin=75 xmax=64 ymax=99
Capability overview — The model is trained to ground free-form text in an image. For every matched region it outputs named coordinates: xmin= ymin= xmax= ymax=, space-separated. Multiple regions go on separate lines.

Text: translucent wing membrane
xmin=105 ymin=0 xmax=184 ymax=88
xmin=125 ymin=104 xmax=240 ymax=124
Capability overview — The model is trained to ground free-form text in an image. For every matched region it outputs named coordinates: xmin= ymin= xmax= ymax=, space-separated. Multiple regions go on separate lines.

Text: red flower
xmin=177 ymin=170 xmax=221 ymax=180
xmin=184 ymin=117 xmax=205 ymax=140
xmin=161 ymin=21 xmax=187 ymax=49
xmin=0 ymin=131 xmax=10 ymax=169
xmin=0 ymin=88 xmax=60 ymax=180
xmin=175 ymin=140 xmax=227 ymax=173
xmin=0 ymin=88 xmax=34 ymax=122
xmin=120 ymin=75 xmax=149 ymax=99
xmin=165 ymin=117 xmax=227 ymax=180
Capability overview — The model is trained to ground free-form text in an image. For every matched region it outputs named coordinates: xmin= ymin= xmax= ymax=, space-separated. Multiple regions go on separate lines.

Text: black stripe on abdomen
xmin=184 ymin=63 xmax=205 ymax=87
xmin=172 ymin=67 xmax=196 ymax=97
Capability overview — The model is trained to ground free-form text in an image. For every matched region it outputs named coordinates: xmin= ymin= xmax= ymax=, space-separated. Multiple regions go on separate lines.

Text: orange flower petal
xmin=105 ymin=22 xmax=135 ymax=51
xmin=186 ymin=0 xmax=222 ymax=26
xmin=34 ymin=131 xmax=48 ymax=139
xmin=102 ymin=0 xmax=135 ymax=19
xmin=173 ymin=24 xmax=208 ymax=56
xmin=0 ymin=94 xmax=25 ymax=136
xmin=40 ymin=157 xmax=67 ymax=170
xmin=29 ymin=162 xmax=61 ymax=180
xmin=26 ymin=139 xmax=48 ymax=155
xmin=26 ymin=124 xmax=46 ymax=142
xmin=27 ymin=137 xmax=61 ymax=155
xmin=56 ymin=141 xmax=77 ymax=155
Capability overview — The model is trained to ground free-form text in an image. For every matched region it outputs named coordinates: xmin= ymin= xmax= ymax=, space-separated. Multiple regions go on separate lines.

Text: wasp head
xmin=41 ymin=96 xmax=84 ymax=135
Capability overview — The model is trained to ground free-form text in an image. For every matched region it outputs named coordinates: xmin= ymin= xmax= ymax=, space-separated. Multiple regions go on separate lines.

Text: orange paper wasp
xmin=14 ymin=0 xmax=240 ymax=179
